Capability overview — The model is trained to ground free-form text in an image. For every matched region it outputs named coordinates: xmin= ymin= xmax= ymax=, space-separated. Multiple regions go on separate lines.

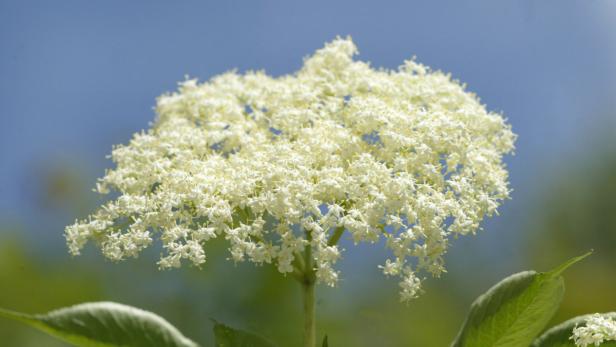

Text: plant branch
xmin=327 ymin=226 xmax=345 ymax=246
xmin=301 ymin=229 xmax=316 ymax=347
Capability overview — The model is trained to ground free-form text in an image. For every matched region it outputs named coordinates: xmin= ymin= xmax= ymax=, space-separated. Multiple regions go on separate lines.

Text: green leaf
xmin=451 ymin=252 xmax=592 ymax=347
xmin=322 ymin=335 xmax=329 ymax=347
xmin=532 ymin=312 xmax=616 ymax=347
xmin=0 ymin=301 xmax=200 ymax=347
xmin=212 ymin=321 xmax=276 ymax=347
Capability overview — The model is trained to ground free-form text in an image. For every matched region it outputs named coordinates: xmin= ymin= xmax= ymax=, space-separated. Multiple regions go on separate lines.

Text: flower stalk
xmin=301 ymin=230 xmax=317 ymax=347
xmin=302 ymin=276 xmax=316 ymax=347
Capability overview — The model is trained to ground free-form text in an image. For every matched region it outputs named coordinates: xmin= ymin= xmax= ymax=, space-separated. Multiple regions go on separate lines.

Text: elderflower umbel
xmin=65 ymin=37 xmax=515 ymax=301
xmin=572 ymin=314 xmax=616 ymax=347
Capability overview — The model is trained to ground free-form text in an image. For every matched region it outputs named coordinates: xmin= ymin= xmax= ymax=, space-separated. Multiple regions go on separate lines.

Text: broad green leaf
xmin=0 ymin=301 xmax=200 ymax=347
xmin=322 ymin=334 xmax=329 ymax=347
xmin=213 ymin=321 xmax=276 ymax=347
xmin=451 ymin=252 xmax=591 ymax=347
xmin=532 ymin=312 xmax=616 ymax=347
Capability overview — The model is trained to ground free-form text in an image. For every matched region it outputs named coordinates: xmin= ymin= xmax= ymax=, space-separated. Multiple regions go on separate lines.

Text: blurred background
xmin=1 ymin=1 xmax=615 ymax=346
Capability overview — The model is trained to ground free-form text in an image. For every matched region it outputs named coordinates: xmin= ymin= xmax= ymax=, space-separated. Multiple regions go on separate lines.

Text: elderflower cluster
xmin=65 ymin=37 xmax=515 ymax=301
xmin=572 ymin=314 xmax=616 ymax=347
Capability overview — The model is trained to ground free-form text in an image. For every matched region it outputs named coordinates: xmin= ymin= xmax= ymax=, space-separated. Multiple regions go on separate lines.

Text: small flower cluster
xmin=572 ymin=314 xmax=616 ymax=347
xmin=65 ymin=37 xmax=515 ymax=301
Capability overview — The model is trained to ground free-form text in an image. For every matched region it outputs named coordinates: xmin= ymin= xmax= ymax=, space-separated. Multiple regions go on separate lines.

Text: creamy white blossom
xmin=572 ymin=314 xmax=616 ymax=347
xmin=65 ymin=37 xmax=515 ymax=301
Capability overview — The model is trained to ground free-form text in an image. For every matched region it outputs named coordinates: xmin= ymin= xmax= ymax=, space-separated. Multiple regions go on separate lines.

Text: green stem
xmin=327 ymin=226 xmax=345 ymax=246
xmin=297 ymin=225 xmax=346 ymax=347
xmin=301 ymin=230 xmax=316 ymax=347
xmin=302 ymin=278 xmax=316 ymax=347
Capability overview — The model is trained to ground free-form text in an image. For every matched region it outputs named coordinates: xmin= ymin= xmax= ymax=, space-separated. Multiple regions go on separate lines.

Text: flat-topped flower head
xmin=65 ymin=37 xmax=515 ymax=301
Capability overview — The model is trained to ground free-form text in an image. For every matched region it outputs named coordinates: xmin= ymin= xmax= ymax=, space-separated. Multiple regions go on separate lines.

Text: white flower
xmin=572 ymin=314 xmax=616 ymax=347
xmin=65 ymin=37 xmax=515 ymax=301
